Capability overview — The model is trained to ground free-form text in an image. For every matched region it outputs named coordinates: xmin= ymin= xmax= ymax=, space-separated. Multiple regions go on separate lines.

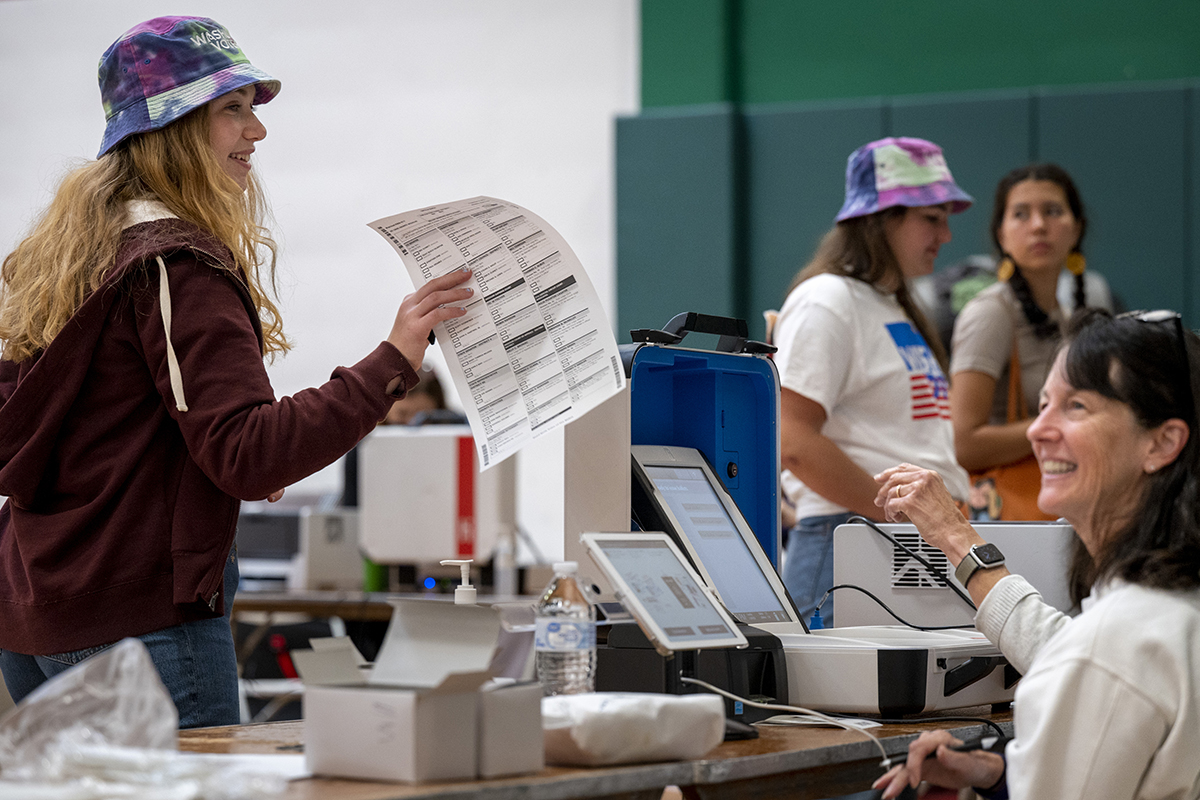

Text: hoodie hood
xmin=0 ymin=215 xmax=237 ymax=506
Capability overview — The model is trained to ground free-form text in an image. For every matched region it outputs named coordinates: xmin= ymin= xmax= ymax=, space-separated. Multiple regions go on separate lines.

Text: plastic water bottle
xmin=534 ymin=561 xmax=596 ymax=695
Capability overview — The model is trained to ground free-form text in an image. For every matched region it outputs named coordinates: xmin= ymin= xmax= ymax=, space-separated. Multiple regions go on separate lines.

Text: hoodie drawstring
xmin=156 ymin=256 xmax=189 ymax=413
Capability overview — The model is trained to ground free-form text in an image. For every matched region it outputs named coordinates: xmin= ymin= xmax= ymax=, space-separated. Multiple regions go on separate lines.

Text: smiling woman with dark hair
xmin=873 ymin=308 xmax=1200 ymax=800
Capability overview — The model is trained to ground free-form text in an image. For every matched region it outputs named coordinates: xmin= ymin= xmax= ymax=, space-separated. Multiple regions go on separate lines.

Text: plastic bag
xmin=542 ymin=692 xmax=724 ymax=766
xmin=0 ymin=639 xmax=287 ymax=798
xmin=0 ymin=638 xmax=177 ymax=778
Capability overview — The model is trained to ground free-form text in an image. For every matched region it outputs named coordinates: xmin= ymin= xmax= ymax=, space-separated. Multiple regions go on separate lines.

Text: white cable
xmin=679 ymin=675 xmax=893 ymax=767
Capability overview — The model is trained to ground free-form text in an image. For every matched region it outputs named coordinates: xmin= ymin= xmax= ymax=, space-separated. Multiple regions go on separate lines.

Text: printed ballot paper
xmin=370 ymin=197 xmax=625 ymax=469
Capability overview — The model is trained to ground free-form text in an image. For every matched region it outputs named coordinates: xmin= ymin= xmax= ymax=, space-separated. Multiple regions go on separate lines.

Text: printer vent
xmin=891 ymin=532 xmax=952 ymax=589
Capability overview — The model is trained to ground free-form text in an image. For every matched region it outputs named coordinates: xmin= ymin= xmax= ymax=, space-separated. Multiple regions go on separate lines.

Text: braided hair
xmin=990 ymin=164 xmax=1088 ymax=339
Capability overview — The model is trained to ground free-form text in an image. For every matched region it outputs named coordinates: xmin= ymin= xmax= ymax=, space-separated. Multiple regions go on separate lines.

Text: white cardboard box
xmin=294 ymin=599 xmax=541 ymax=783
xmin=478 ymin=680 xmax=544 ymax=778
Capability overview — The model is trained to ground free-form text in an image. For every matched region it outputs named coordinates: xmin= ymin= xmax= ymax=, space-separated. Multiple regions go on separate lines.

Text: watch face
xmin=974 ymin=543 xmax=1005 ymax=566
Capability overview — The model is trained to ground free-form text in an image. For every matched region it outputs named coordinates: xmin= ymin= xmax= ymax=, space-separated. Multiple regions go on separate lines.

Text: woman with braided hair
xmin=950 ymin=164 xmax=1091 ymax=518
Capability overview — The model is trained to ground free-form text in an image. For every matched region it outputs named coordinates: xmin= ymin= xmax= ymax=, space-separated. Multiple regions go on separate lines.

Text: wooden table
xmin=233 ymin=591 xmax=539 ymax=622
xmin=233 ymin=591 xmax=400 ymax=622
xmin=179 ymin=708 xmax=1012 ymax=800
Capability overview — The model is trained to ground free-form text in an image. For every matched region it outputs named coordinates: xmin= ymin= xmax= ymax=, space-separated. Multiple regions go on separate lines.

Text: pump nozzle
xmin=440 ymin=559 xmax=476 ymax=605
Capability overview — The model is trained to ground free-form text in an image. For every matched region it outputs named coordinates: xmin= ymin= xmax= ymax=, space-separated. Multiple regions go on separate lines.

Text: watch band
xmin=955 ymin=543 xmax=1005 ymax=587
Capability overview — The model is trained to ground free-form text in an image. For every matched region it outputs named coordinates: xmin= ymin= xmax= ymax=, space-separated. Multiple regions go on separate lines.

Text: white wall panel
xmin=0 ymin=0 xmax=639 ymax=563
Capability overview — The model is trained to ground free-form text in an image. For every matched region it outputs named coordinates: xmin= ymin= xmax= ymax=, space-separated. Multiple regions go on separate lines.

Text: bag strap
xmin=1005 ymin=336 xmax=1027 ymax=423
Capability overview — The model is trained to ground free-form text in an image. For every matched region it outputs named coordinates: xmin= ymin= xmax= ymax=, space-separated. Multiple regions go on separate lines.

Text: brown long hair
xmin=785 ymin=208 xmax=950 ymax=372
xmin=0 ymin=104 xmax=289 ymax=362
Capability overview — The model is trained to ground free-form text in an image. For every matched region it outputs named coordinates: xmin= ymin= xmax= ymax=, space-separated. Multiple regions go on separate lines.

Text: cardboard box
xmin=478 ymin=680 xmax=544 ymax=778
xmin=293 ymin=599 xmax=541 ymax=783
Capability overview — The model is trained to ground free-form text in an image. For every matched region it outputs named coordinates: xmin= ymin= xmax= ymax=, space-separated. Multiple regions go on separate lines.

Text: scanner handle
xmin=943 ymin=655 xmax=1004 ymax=696
xmin=629 ymin=312 xmax=776 ymax=355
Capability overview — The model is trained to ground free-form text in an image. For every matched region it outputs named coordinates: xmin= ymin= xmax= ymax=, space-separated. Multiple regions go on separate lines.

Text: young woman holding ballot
xmin=774 ymin=137 xmax=973 ymax=624
xmin=873 ymin=309 xmax=1200 ymax=800
xmin=0 ymin=17 xmax=472 ymax=727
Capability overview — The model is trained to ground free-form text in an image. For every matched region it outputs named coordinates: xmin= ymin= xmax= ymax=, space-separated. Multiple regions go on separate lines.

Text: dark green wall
xmin=618 ymin=83 xmax=1200 ymax=342
xmin=620 ymin=2 xmax=1200 ymax=342
xmin=643 ymin=0 xmax=1200 ymax=107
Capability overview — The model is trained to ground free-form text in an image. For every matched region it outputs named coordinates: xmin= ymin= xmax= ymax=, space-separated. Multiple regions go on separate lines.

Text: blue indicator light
xmin=423 ymin=577 xmax=437 ymax=589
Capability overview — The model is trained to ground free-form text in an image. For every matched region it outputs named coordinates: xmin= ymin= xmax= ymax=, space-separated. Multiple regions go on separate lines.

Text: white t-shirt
xmin=774 ymin=273 xmax=970 ymax=518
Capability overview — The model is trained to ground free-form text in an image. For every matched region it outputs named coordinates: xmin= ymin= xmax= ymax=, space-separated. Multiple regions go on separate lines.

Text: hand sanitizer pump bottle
xmin=440 ymin=559 xmax=477 ymax=605
xmin=533 ymin=561 xmax=596 ymax=696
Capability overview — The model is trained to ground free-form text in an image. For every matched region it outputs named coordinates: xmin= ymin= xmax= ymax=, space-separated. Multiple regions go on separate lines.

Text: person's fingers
xmin=876 ymin=768 xmax=913 ymax=799
xmin=412 ymin=267 xmax=473 ymax=299
xmin=873 ymin=763 xmax=904 ymax=789
xmin=905 ymin=731 xmax=960 ymax=787
xmin=926 ymin=747 xmax=1006 ymax=790
xmin=873 ymin=463 xmax=917 ymax=484
xmin=406 ymin=286 xmax=475 ymax=326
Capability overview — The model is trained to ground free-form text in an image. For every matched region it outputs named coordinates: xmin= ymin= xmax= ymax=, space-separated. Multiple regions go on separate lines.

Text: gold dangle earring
xmin=1066 ymin=252 xmax=1086 ymax=276
xmin=996 ymin=257 xmax=1015 ymax=282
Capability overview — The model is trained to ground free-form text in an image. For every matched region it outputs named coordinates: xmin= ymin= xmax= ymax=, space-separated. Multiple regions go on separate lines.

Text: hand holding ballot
xmin=387 ymin=267 xmax=474 ymax=371
xmin=371 ymin=197 xmax=625 ymax=469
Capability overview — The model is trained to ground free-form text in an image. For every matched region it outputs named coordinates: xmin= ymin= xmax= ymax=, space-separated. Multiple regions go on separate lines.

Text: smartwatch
xmin=954 ymin=543 xmax=1006 ymax=587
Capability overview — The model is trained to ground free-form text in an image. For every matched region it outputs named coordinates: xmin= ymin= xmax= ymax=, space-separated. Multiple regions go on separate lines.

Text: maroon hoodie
xmin=0 ymin=216 xmax=416 ymax=654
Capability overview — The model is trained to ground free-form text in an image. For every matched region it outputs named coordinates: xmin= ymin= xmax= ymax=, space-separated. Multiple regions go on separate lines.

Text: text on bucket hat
xmin=835 ymin=137 xmax=972 ymax=222
xmin=97 ymin=16 xmax=280 ymax=158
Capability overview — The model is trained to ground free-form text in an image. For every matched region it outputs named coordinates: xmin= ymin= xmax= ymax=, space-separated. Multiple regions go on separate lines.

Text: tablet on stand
xmin=580 ymin=532 xmax=747 ymax=657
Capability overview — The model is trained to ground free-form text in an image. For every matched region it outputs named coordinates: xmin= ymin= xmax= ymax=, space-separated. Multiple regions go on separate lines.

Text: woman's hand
xmin=874 ymin=463 xmax=979 ymax=563
xmin=872 ymin=730 xmax=1005 ymax=800
xmin=387 ymin=269 xmax=474 ymax=370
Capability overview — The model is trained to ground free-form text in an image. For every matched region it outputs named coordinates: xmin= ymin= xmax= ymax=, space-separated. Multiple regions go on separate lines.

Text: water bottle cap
xmin=553 ymin=561 xmax=578 ymax=574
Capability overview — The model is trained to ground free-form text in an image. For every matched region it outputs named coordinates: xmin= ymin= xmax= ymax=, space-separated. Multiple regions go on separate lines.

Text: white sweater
xmin=975 ymin=575 xmax=1200 ymax=800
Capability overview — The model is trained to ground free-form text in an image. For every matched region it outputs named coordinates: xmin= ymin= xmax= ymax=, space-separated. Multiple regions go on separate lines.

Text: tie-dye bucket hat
xmin=97 ymin=17 xmax=280 ymax=158
xmin=835 ymin=137 xmax=972 ymax=222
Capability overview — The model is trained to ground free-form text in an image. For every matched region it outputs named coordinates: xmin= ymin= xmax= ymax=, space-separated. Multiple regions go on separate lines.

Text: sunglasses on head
xmin=1116 ymin=309 xmax=1195 ymax=425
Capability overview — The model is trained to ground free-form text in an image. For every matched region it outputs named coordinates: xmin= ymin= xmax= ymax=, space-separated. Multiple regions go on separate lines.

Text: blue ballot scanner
xmin=620 ymin=312 xmax=781 ymax=566
xmin=597 ymin=313 xmax=789 ymax=725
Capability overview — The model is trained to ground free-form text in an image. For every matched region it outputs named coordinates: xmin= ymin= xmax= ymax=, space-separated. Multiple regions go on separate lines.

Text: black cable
xmin=816 ymin=584 xmax=974 ymax=631
xmin=836 ymin=714 xmax=1009 ymax=743
xmin=847 ymin=515 xmax=976 ymax=611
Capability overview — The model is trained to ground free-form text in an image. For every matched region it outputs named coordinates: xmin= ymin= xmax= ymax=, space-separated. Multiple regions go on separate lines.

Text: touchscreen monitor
xmin=631 ymin=445 xmax=802 ymax=627
xmin=581 ymin=533 xmax=748 ymax=653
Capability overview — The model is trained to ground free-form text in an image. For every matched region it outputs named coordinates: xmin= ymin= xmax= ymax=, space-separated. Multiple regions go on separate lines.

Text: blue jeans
xmin=0 ymin=548 xmax=240 ymax=729
xmin=781 ymin=512 xmax=853 ymax=627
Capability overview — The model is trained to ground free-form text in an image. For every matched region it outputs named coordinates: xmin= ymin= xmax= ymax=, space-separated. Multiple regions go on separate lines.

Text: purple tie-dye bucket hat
xmin=835 ymin=137 xmax=972 ymax=222
xmin=97 ymin=16 xmax=280 ymax=158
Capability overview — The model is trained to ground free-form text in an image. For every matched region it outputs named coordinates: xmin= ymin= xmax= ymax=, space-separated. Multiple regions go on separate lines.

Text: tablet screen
xmin=639 ymin=464 xmax=793 ymax=624
xmin=586 ymin=535 xmax=746 ymax=650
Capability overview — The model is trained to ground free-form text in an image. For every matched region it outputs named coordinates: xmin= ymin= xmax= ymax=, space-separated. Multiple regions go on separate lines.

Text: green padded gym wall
xmin=619 ymin=0 xmax=1200 ymax=340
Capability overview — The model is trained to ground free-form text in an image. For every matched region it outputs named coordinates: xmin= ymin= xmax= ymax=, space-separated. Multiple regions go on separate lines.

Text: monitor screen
xmin=589 ymin=537 xmax=744 ymax=649
xmin=641 ymin=464 xmax=792 ymax=625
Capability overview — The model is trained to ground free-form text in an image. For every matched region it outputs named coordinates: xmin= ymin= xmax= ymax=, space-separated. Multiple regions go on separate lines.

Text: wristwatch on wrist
xmin=954 ymin=543 xmax=1006 ymax=587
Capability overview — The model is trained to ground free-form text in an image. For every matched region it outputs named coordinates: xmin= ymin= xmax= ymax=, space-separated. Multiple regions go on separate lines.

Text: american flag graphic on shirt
xmin=885 ymin=321 xmax=951 ymax=420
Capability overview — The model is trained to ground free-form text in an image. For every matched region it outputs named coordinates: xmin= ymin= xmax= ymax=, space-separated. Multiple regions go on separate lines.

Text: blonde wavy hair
xmin=0 ymin=105 xmax=289 ymax=362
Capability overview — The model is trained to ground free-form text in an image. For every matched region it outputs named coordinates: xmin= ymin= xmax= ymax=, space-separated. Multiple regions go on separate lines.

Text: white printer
xmin=629 ymin=444 xmax=1020 ymax=716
